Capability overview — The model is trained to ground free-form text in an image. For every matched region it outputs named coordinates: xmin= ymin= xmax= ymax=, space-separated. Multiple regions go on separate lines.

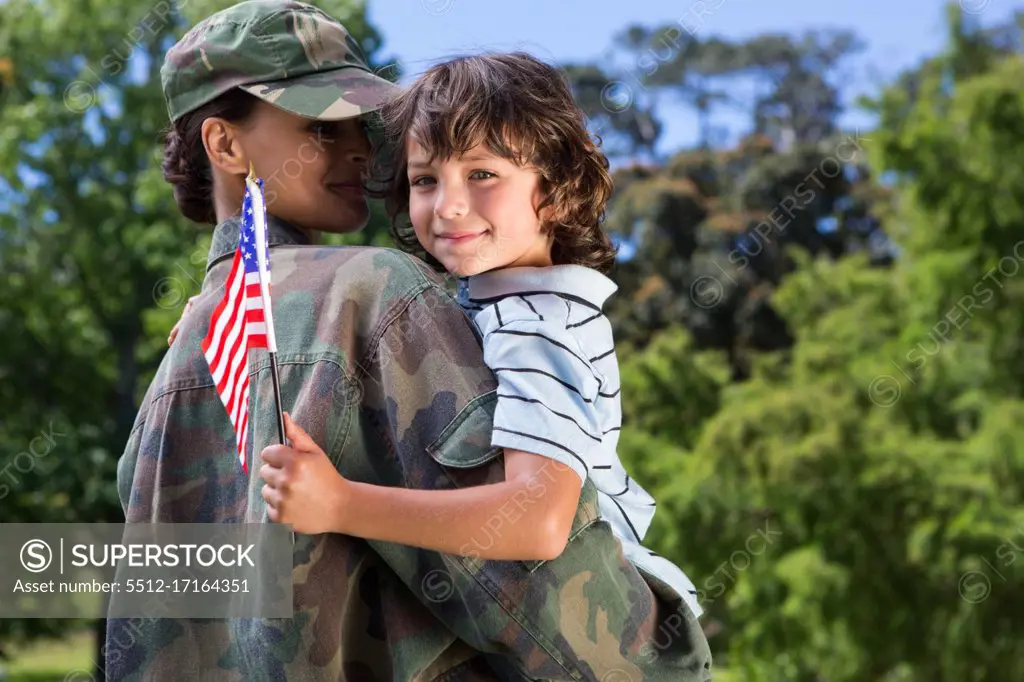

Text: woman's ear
xmin=201 ymin=117 xmax=248 ymax=176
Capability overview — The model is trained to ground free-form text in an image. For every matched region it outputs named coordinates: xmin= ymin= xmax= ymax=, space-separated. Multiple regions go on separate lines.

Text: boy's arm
xmin=342 ymin=448 xmax=581 ymax=560
xmin=262 ymin=416 xmax=582 ymax=560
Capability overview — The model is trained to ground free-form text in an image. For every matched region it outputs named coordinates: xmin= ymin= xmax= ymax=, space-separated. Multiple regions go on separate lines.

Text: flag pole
xmin=247 ymin=163 xmax=287 ymax=447
xmin=248 ymin=165 xmax=295 ymax=546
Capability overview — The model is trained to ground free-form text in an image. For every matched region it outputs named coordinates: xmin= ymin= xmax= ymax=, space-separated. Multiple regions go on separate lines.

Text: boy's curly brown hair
xmin=368 ymin=52 xmax=617 ymax=274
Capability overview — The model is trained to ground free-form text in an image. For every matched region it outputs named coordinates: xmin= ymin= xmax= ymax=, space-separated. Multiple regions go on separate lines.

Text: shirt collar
xmin=205 ymin=213 xmax=312 ymax=274
xmin=458 ymin=265 xmax=618 ymax=309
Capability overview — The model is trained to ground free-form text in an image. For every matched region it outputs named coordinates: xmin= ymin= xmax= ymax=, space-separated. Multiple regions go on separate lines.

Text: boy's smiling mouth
xmin=437 ymin=230 xmax=487 ymax=243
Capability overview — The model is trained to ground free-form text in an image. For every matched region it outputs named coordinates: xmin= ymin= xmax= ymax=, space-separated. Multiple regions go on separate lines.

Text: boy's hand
xmin=167 ymin=295 xmax=199 ymax=346
xmin=260 ymin=412 xmax=349 ymax=535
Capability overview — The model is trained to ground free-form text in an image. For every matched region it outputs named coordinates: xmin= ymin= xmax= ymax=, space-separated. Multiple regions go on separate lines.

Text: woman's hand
xmin=259 ymin=412 xmax=350 ymax=535
xmin=167 ymin=295 xmax=199 ymax=346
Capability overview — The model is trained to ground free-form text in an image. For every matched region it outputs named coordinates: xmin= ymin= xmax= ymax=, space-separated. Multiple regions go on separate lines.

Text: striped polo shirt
xmin=456 ymin=265 xmax=701 ymax=618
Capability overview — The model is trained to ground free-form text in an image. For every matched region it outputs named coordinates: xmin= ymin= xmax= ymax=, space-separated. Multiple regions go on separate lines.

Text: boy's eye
xmin=410 ymin=176 xmax=435 ymax=187
xmin=469 ymin=170 xmax=496 ymax=180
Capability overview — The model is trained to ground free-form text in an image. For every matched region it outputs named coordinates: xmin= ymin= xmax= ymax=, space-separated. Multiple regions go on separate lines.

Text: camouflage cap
xmin=161 ymin=0 xmax=401 ymax=122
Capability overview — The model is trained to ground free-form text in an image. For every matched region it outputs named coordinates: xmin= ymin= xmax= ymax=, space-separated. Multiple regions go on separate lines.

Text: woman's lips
xmin=328 ymin=183 xmax=364 ymax=196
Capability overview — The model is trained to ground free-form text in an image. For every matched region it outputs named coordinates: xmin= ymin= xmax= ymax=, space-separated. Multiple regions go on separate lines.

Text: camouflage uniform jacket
xmin=108 ymin=215 xmax=712 ymax=682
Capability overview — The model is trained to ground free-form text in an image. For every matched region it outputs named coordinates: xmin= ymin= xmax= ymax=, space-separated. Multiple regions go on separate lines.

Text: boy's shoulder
xmin=471 ymin=292 xmax=593 ymax=345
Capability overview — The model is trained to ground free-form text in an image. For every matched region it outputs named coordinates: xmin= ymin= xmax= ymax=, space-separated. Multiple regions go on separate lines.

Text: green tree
xmin=617 ymin=6 xmax=1024 ymax=680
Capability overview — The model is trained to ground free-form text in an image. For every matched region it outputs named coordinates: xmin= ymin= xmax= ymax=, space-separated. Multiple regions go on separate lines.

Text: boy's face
xmin=406 ymin=139 xmax=553 ymax=277
xmin=234 ymin=101 xmax=371 ymax=234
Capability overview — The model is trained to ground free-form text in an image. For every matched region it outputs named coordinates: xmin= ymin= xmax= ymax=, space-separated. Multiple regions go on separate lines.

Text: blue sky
xmin=368 ymin=0 xmax=1011 ymax=152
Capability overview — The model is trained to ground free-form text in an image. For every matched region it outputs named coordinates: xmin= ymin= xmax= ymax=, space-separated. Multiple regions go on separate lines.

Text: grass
xmin=1 ymin=631 xmax=95 ymax=682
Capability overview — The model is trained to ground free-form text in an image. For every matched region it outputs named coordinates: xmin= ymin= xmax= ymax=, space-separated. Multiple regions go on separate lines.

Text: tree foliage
xmin=612 ymin=6 xmax=1024 ymax=680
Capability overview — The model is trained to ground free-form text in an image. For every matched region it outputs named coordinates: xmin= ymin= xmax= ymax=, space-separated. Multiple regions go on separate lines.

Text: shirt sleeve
xmin=482 ymin=317 xmax=603 ymax=483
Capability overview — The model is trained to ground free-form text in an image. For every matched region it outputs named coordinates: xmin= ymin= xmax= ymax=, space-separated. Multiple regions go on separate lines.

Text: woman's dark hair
xmin=368 ymin=52 xmax=617 ymax=274
xmin=161 ymin=89 xmax=260 ymax=224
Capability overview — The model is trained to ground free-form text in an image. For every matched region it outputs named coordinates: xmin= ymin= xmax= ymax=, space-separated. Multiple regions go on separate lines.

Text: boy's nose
xmin=434 ymin=188 xmax=469 ymax=219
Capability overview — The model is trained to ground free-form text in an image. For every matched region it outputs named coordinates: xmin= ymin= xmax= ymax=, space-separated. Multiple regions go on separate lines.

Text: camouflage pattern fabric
xmin=108 ymin=215 xmax=713 ymax=681
xmin=160 ymin=0 xmax=400 ymax=122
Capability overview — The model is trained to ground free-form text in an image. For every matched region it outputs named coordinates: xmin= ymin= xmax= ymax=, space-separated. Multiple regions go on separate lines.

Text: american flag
xmin=201 ymin=176 xmax=277 ymax=472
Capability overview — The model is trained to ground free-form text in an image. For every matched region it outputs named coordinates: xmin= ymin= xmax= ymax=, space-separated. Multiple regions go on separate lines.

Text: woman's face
xmin=234 ymin=101 xmax=371 ymax=234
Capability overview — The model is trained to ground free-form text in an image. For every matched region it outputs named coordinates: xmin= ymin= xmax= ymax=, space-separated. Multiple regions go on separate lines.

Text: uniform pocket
xmin=426 ymin=391 xmax=502 ymax=468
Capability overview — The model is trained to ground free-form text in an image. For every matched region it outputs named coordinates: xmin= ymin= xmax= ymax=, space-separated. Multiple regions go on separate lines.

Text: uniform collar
xmin=205 ymin=213 xmax=312 ymax=274
xmin=457 ymin=265 xmax=618 ymax=309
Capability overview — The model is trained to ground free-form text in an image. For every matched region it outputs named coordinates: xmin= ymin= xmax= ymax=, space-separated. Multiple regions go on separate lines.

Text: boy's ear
xmin=534 ymin=184 xmax=552 ymax=222
xmin=201 ymin=117 xmax=248 ymax=176
xmin=536 ymin=194 xmax=561 ymax=235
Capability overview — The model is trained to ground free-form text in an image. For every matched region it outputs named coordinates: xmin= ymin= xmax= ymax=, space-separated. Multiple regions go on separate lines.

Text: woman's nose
xmin=336 ymin=119 xmax=371 ymax=166
xmin=345 ymin=147 xmax=368 ymax=167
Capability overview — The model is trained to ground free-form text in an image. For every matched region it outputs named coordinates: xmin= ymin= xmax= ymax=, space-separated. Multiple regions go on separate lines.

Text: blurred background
xmin=1 ymin=0 xmax=1022 ymax=680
